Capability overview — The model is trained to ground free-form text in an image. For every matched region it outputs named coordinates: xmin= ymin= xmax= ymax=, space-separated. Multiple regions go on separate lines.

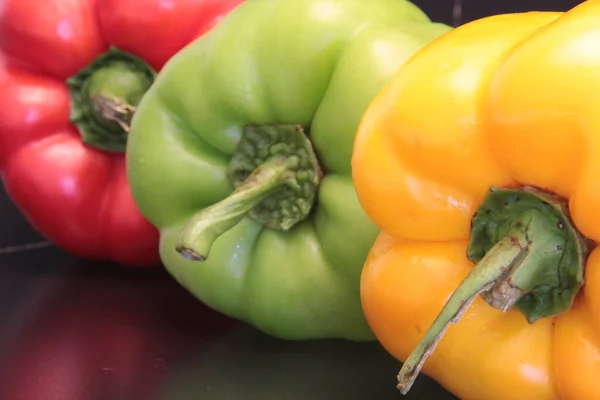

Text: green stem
xmin=67 ymin=47 xmax=156 ymax=152
xmin=175 ymin=124 xmax=322 ymax=263
xmin=395 ymin=187 xmax=589 ymax=396
xmin=176 ymin=157 xmax=290 ymax=261
xmin=396 ymin=231 xmax=526 ymax=394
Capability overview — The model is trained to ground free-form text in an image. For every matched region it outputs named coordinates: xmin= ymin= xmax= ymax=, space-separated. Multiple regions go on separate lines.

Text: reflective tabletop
xmin=0 ymin=247 xmax=457 ymax=400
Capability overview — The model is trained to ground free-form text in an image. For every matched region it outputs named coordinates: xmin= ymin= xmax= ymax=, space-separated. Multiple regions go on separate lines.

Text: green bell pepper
xmin=126 ymin=0 xmax=451 ymax=341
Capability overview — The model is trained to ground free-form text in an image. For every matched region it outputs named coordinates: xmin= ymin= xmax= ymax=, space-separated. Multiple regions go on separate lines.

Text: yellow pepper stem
xmin=396 ymin=231 xmax=526 ymax=394
xmin=396 ymin=187 xmax=589 ymax=395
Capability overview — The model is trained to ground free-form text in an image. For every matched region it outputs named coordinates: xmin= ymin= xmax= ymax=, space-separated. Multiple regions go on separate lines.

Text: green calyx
xmin=67 ymin=47 xmax=156 ymax=152
xmin=176 ymin=124 xmax=323 ymax=261
xmin=396 ymin=186 xmax=592 ymax=395
xmin=467 ymin=187 xmax=591 ymax=320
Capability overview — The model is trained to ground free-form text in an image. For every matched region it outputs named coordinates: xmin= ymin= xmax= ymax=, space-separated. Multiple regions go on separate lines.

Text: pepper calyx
xmin=467 ymin=186 xmax=590 ymax=321
xmin=176 ymin=124 xmax=323 ymax=261
xmin=67 ymin=46 xmax=156 ymax=152
xmin=395 ymin=186 xmax=591 ymax=395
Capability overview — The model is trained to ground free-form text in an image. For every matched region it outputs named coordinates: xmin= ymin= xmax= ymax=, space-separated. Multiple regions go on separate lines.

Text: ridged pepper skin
xmin=127 ymin=0 xmax=451 ymax=340
xmin=352 ymin=1 xmax=600 ymax=399
xmin=0 ymin=0 xmax=243 ymax=267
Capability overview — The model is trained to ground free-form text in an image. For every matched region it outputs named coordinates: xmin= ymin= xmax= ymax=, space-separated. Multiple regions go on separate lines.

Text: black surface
xmin=412 ymin=0 xmax=458 ymax=26
xmin=0 ymin=185 xmax=45 ymax=250
xmin=460 ymin=0 xmax=583 ymax=24
xmin=0 ymin=247 xmax=458 ymax=400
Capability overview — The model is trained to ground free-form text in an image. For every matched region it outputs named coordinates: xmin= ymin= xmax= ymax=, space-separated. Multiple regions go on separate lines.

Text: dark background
xmin=0 ymin=1 xmax=586 ymax=399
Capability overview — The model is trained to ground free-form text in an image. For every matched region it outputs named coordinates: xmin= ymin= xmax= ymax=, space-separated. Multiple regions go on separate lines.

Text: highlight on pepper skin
xmin=352 ymin=1 xmax=600 ymax=399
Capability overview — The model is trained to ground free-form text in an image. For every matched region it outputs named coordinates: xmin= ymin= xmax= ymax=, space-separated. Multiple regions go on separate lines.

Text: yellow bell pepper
xmin=351 ymin=1 xmax=600 ymax=399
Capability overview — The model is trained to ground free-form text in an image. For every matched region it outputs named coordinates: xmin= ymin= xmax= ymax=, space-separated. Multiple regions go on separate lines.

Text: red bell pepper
xmin=0 ymin=0 xmax=244 ymax=267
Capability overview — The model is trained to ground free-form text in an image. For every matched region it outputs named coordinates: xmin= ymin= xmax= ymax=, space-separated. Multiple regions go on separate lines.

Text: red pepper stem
xmin=396 ymin=231 xmax=527 ymax=395
xmin=67 ymin=47 xmax=156 ymax=152
xmin=176 ymin=157 xmax=290 ymax=261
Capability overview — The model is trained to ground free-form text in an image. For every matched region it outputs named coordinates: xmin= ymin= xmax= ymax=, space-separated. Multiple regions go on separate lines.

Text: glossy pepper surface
xmin=126 ymin=0 xmax=451 ymax=339
xmin=0 ymin=0 xmax=243 ymax=267
xmin=352 ymin=1 xmax=600 ymax=399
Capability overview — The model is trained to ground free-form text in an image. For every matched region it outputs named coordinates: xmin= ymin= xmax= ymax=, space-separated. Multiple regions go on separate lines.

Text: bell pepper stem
xmin=67 ymin=47 xmax=156 ymax=152
xmin=176 ymin=157 xmax=290 ymax=261
xmin=89 ymin=95 xmax=137 ymax=133
xmin=397 ymin=231 xmax=527 ymax=394
xmin=176 ymin=124 xmax=322 ymax=262
xmin=396 ymin=186 xmax=592 ymax=395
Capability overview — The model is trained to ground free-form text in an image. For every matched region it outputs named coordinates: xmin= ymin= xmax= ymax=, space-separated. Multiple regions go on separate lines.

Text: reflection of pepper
xmin=0 ymin=265 xmax=234 ymax=400
xmin=0 ymin=0 xmax=243 ymax=267
xmin=127 ymin=0 xmax=451 ymax=340
xmin=352 ymin=2 xmax=600 ymax=399
xmin=161 ymin=327 xmax=453 ymax=400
